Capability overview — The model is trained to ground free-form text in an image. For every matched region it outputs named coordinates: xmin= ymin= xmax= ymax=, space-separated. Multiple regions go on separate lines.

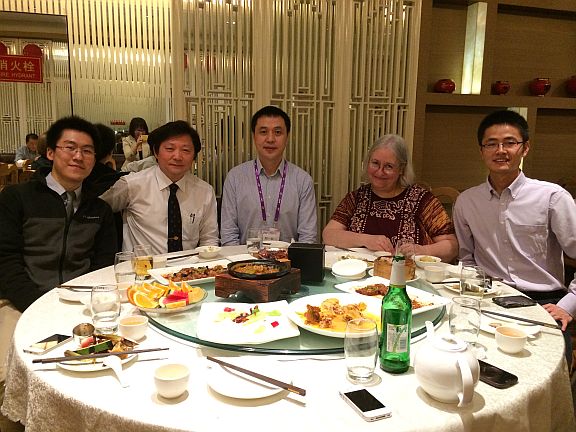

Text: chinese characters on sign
xmin=0 ymin=55 xmax=43 ymax=83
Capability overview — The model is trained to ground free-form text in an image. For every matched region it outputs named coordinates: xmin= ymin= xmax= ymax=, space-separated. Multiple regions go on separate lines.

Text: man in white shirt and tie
xmin=101 ymin=120 xmax=219 ymax=254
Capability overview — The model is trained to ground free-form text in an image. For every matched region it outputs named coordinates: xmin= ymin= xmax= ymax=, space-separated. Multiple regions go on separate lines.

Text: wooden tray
xmin=215 ymin=269 xmax=301 ymax=302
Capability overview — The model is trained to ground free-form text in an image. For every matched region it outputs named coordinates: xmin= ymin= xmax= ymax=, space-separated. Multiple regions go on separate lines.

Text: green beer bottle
xmin=379 ymin=255 xmax=412 ymax=373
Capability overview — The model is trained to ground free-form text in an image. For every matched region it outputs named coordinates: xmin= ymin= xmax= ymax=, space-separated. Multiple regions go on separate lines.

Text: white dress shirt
xmin=453 ymin=172 xmax=576 ymax=316
xmin=101 ymin=165 xmax=219 ymax=254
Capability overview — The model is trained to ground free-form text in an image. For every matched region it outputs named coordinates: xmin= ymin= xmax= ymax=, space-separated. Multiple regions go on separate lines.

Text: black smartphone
xmin=492 ymin=295 xmax=536 ymax=308
xmin=479 ymin=360 xmax=518 ymax=389
xmin=23 ymin=333 xmax=72 ymax=355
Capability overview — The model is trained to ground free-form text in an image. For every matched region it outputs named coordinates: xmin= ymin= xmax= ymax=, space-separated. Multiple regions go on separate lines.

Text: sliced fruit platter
xmin=127 ymin=281 xmax=207 ymax=313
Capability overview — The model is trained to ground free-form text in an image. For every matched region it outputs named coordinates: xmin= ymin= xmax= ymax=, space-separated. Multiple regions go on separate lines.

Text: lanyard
xmin=254 ymin=160 xmax=288 ymax=223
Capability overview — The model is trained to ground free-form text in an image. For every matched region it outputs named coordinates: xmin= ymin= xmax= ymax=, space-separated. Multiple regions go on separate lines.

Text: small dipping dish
xmin=72 ymin=323 xmax=95 ymax=346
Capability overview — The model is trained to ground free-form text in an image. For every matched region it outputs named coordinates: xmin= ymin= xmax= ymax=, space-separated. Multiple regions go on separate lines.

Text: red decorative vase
xmin=434 ymin=79 xmax=456 ymax=93
xmin=566 ymin=76 xmax=576 ymax=97
xmin=529 ymin=78 xmax=551 ymax=96
xmin=492 ymin=80 xmax=510 ymax=95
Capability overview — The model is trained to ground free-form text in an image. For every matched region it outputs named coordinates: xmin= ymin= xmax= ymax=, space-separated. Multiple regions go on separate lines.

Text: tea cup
xmin=424 ymin=265 xmax=446 ymax=283
xmin=495 ymin=325 xmax=527 ymax=354
xmin=119 ymin=315 xmax=148 ymax=341
xmin=154 ymin=363 xmax=190 ymax=398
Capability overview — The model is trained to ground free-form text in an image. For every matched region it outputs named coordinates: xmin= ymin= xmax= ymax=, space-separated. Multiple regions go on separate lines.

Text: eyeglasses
xmin=368 ymin=160 xmax=399 ymax=172
xmin=480 ymin=139 xmax=525 ymax=151
xmin=56 ymin=145 xmax=96 ymax=157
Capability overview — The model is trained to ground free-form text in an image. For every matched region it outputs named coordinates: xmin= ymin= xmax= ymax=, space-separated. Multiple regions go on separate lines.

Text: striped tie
xmin=167 ymin=183 xmax=183 ymax=252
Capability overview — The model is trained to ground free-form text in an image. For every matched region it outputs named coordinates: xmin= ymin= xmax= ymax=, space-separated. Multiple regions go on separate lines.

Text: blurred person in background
xmin=30 ymin=133 xmax=52 ymax=171
xmin=121 ymin=117 xmax=151 ymax=170
xmin=14 ymin=133 xmax=38 ymax=163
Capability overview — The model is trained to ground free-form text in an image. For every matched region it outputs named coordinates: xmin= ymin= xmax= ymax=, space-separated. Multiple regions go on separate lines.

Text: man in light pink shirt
xmin=453 ymin=110 xmax=576 ymax=364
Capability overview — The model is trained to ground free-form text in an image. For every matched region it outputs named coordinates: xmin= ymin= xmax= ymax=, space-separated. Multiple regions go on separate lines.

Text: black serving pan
xmin=227 ymin=259 xmax=290 ymax=280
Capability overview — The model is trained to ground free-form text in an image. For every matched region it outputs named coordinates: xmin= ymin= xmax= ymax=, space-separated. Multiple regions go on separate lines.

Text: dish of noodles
xmin=287 ymin=293 xmax=381 ymax=338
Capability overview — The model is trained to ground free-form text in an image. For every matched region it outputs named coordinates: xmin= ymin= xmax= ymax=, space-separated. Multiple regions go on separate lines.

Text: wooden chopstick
xmin=57 ymin=285 xmax=94 ymax=291
xmin=482 ymin=310 xmax=561 ymax=329
xmin=207 ymin=356 xmax=306 ymax=396
xmin=166 ymin=252 xmax=199 ymax=261
xmin=32 ymin=347 xmax=169 ymax=364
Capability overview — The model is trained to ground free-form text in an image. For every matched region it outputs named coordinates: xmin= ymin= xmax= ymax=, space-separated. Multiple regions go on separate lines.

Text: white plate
xmin=148 ymin=259 xmax=231 ymax=285
xmin=367 ymin=268 xmax=419 ymax=283
xmin=196 ymin=301 xmax=300 ymax=345
xmin=334 ymin=276 xmax=451 ymax=316
xmin=480 ymin=312 xmax=541 ymax=335
xmin=324 ymin=251 xmax=375 ymax=269
xmin=57 ymin=354 xmax=136 ymax=372
xmin=135 ymin=289 xmax=207 ymax=314
xmin=287 ymin=293 xmax=381 ymax=338
xmin=56 ymin=288 xmax=91 ymax=303
xmin=441 ymin=281 xmax=501 ymax=296
xmin=206 ymin=357 xmax=293 ymax=399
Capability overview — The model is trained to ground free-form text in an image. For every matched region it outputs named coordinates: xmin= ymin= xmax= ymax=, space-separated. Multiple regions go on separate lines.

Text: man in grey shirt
xmin=14 ymin=133 xmax=38 ymax=162
xmin=220 ymin=106 xmax=317 ymax=245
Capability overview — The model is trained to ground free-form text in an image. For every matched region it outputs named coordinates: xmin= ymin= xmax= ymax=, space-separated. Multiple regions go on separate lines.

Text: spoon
xmin=102 ymin=355 xmax=128 ymax=387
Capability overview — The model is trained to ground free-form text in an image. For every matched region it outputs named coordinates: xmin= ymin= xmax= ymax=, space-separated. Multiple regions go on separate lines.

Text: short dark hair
xmin=36 ymin=133 xmax=47 ymax=157
xmin=94 ymin=124 xmax=116 ymax=160
xmin=148 ymin=120 xmax=201 ymax=157
xmin=477 ymin=110 xmax=529 ymax=146
xmin=26 ymin=133 xmax=38 ymax=143
xmin=128 ymin=117 xmax=149 ymax=138
xmin=250 ymin=105 xmax=291 ymax=134
xmin=45 ymin=116 xmax=101 ymax=154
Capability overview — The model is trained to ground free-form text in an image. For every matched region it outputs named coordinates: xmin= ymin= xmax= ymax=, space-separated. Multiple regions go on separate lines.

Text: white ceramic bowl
xmin=424 ymin=265 xmax=446 ymax=283
xmin=119 ymin=315 xmax=148 ymax=341
xmin=196 ymin=245 xmax=221 ymax=259
xmin=154 ymin=363 xmax=190 ymax=399
xmin=414 ymin=255 xmax=442 ymax=269
xmin=495 ymin=325 xmax=527 ymax=354
xmin=331 ymin=258 xmax=367 ymax=280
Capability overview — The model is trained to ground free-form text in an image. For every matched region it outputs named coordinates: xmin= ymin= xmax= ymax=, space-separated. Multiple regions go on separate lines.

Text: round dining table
xmin=2 ymin=246 xmax=574 ymax=432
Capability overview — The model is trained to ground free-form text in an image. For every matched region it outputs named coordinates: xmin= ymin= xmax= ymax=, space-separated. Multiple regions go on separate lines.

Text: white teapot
xmin=414 ymin=321 xmax=479 ymax=407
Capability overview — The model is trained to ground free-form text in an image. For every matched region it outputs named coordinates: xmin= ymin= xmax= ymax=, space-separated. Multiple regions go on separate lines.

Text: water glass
xmin=449 ymin=296 xmax=481 ymax=346
xmin=90 ymin=285 xmax=121 ymax=334
xmin=344 ymin=318 xmax=379 ymax=384
xmin=261 ymin=226 xmax=281 ymax=246
xmin=460 ymin=265 xmax=487 ymax=299
xmin=134 ymin=244 xmax=153 ymax=281
xmin=246 ymin=227 xmax=262 ymax=253
xmin=114 ymin=251 xmax=136 ymax=287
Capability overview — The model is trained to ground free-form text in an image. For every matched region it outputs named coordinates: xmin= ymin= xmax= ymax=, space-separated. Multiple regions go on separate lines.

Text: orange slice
xmin=127 ymin=286 xmax=138 ymax=305
xmin=140 ymin=282 xmax=166 ymax=299
xmin=165 ymin=300 xmax=187 ymax=309
xmin=132 ymin=291 xmax=158 ymax=309
xmin=188 ymin=287 xmax=206 ymax=303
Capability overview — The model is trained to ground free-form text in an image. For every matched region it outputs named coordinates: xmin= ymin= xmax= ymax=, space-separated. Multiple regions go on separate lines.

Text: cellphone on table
xmin=492 ymin=295 xmax=537 ymax=308
xmin=339 ymin=388 xmax=392 ymax=421
xmin=478 ymin=360 xmax=518 ymax=389
xmin=23 ymin=333 xmax=73 ymax=355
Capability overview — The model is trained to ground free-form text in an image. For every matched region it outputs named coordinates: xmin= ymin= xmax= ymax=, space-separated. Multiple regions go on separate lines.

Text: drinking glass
xmin=448 ymin=296 xmax=481 ymax=347
xmin=114 ymin=251 xmax=135 ymax=285
xmin=261 ymin=226 xmax=281 ymax=245
xmin=460 ymin=265 xmax=487 ymax=299
xmin=90 ymin=285 xmax=121 ymax=334
xmin=395 ymin=238 xmax=415 ymax=258
xmin=344 ymin=318 xmax=379 ymax=384
xmin=134 ymin=244 xmax=153 ymax=281
xmin=246 ymin=227 xmax=262 ymax=253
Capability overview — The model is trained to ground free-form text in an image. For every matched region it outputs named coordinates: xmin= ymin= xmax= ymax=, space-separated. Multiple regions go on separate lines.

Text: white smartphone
xmin=23 ymin=333 xmax=72 ymax=355
xmin=339 ymin=388 xmax=392 ymax=422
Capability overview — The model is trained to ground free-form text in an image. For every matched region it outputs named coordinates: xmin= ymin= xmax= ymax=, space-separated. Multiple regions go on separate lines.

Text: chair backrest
xmin=431 ymin=186 xmax=460 ymax=218
xmin=18 ymin=169 xmax=36 ymax=184
xmin=0 ymin=163 xmax=18 ymax=192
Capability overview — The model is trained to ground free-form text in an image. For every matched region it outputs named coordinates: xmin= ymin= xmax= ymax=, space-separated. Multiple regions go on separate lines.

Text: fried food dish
xmin=303 ymin=298 xmax=368 ymax=330
xmin=165 ymin=265 xmax=227 ymax=282
xmin=356 ymin=283 xmax=388 ymax=296
xmin=232 ymin=263 xmax=281 ymax=275
xmin=253 ymin=248 xmax=289 ymax=261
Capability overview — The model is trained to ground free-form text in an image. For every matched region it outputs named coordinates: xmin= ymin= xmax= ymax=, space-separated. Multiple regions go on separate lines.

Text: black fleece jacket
xmin=0 ymin=171 xmax=117 ymax=312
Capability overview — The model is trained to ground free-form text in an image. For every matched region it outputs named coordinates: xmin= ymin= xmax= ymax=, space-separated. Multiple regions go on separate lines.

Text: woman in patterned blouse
xmin=322 ymin=135 xmax=458 ymax=262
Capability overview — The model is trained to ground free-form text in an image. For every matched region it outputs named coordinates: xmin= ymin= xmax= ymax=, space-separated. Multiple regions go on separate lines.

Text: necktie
xmin=167 ymin=183 xmax=183 ymax=252
xmin=63 ymin=191 xmax=75 ymax=220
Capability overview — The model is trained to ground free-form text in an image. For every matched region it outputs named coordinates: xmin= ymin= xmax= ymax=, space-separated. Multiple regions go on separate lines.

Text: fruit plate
xmin=286 ymin=293 xmax=382 ymax=338
xmin=206 ymin=357 xmax=293 ymax=399
xmin=334 ymin=276 xmax=451 ymax=316
xmin=57 ymin=354 xmax=137 ymax=372
xmin=148 ymin=259 xmax=231 ymax=285
xmin=135 ymin=288 xmax=207 ymax=314
xmin=324 ymin=250 xmax=375 ymax=269
xmin=196 ymin=300 xmax=300 ymax=345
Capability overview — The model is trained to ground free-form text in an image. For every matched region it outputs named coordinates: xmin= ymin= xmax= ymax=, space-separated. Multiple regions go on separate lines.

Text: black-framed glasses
xmin=480 ymin=139 xmax=525 ymax=151
xmin=55 ymin=145 xmax=96 ymax=157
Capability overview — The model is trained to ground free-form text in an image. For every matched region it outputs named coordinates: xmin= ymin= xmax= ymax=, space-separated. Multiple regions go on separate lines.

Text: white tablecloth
xmin=2 ymin=248 xmax=575 ymax=432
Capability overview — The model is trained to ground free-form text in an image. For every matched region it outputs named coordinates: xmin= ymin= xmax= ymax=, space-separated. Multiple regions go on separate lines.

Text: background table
xmin=2 ymin=246 xmax=574 ymax=431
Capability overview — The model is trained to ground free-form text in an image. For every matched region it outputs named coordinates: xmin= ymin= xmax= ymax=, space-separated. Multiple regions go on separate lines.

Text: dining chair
xmin=431 ymin=186 xmax=460 ymax=219
xmin=18 ymin=169 xmax=36 ymax=184
xmin=0 ymin=163 xmax=18 ymax=192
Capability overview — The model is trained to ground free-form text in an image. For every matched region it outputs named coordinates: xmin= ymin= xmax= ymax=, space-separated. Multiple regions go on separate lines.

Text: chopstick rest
xmin=206 ymin=356 xmax=306 ymax=396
